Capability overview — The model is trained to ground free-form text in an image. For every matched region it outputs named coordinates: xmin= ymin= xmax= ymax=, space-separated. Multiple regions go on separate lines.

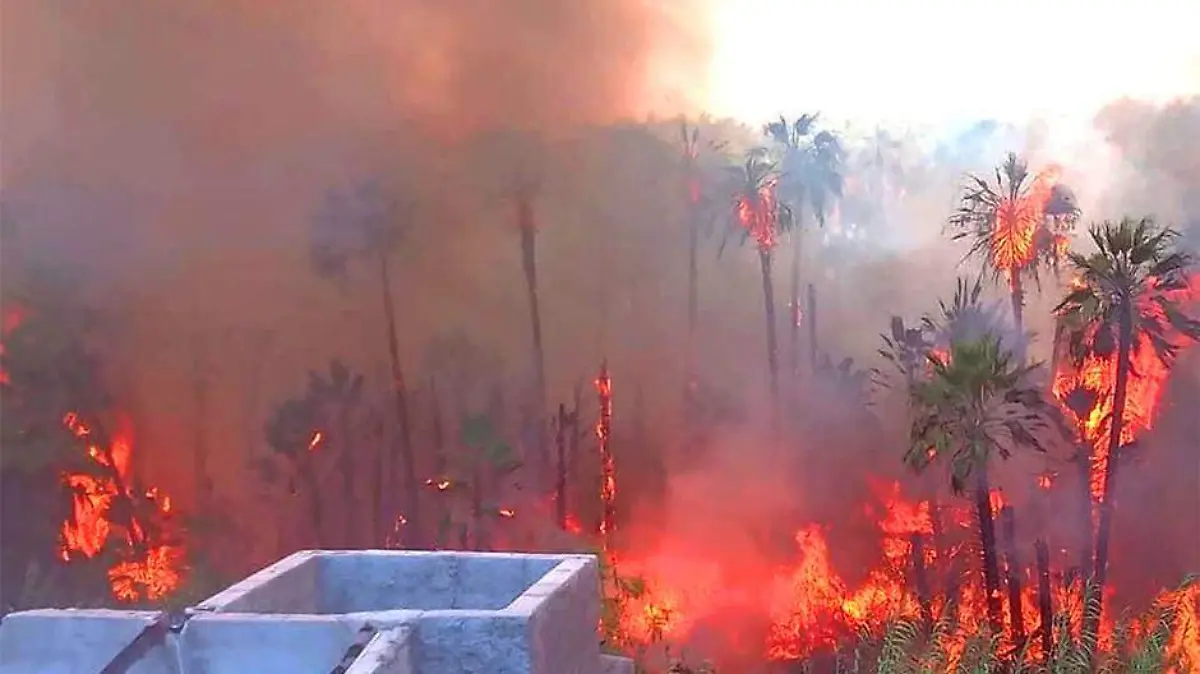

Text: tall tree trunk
xmin=974 ymin=474 xmax=1004 ymax=635
xmin=192 ymin=350 xmax=213 ymax=517
xmin=299 ymin=459 xmax=323 ymax=547
xmin=789 ymin=221 xmax=802 ymax=379
xmin=595 ymin=362 xmax=616 ymax=550
xmin=930 ymin=495 xmax=953 ymax=605
xmin=1009 ymin=273 xmax=1025 ymax=332
xmin=470 ymin=463 xmax=486 ymax=551
xmin=555 ymin=403 xmax=568 ymax=530
xmin=806 ymin=283 xmax=819 ymax=373
xmin=1076 ymin=439 xmax=1095 ymax=582
xmin=519 ymin=213 xmax=548 ymax=489
xmin=337 ymin=406 xmax=355 ymax=548
xmin=428 ymin=378 xmax=447 ymax=548
xmin=1035 ymin=538 xmax=1054 ymax=663
xmin=685 ymin=219 xmax=699 ymax=420
xmin=758 ymin=248 xmax=780 ymax=418
xmin=378 ymin=252 xmax=421 ymax=547
xmin=911 ymin=533 xmax=934 ymax=633
xmin=567 ymin=381 xmax=583 ymax=528
xmin=687 ymin=217 xmax=698 ymax=345
xmin=1000 ymin=505 xmax=1026 ymax=647
xmin=1085 ymin=305 xmax=1134 ymax=649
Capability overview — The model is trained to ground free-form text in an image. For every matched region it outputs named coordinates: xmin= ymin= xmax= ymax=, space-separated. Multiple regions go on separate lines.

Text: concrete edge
xmin=344 ymin=625 xmax=415 ymax=674
xmin=505 ymin=555 xmax=598 ymax=617
xmin=0 ymin=608 xmax=164 ymax=620
xmin=194 ymin=549 xmax=319 ymax=612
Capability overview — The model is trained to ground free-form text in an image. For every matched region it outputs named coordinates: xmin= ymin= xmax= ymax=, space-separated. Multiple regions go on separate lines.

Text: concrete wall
xmin=0 ymin=609 xmax=162 ymax=674
xmin=0 ymin=550 xmax=631 ymax=674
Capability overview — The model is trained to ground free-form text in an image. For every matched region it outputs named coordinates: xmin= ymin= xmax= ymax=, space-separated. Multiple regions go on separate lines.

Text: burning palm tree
xmin=905 ymin=334 xmax=1063 ymax=636
xmin=948 ymin=153 xmax=1080 ymax=330
xmin=726 ymin=150 xmax=794 ymax=412
xmin=765 ymin=115 xmax=844 ymax=375
xmin=1053 ymin=216 xmax=1200 ymax=646
xmin=310 ymin=180 xmax=421 ymax=545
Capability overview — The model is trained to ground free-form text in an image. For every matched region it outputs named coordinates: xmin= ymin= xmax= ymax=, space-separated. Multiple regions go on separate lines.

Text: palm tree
xmin=1054 ymin=216 xmax=1200 ymax=645
xmin=514 ymin=179 xmax=549 ymax=488
xmin=727 ymin=150 xmax=793 ymax=413
xmin=307 ymin=360 xmax=367 ymax=548
xmin=679 ymin=124 xmax=728 ymax=351
xmin=925 ymin=276 xmax=1013 ymax=354
xmin=905 ymin=334 xmax=1063 ymax=636
xmin=311 ymin=180 xmax=421 ymax=546
xmin=765 ymin=115 xmax=844 ymax=375
xmin=948 ymin=153 xmax=1080 ymax=330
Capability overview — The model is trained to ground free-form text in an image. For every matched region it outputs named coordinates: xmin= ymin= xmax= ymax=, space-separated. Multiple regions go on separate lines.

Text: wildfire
xmin=1050 ymin=273 xmax=1199 ymax=503
xmin=58 ymin=412 xmax=186 ymax=603
xmin=990 ymin=163 xmax=1071 ymax=282
xmin=595 ymin=362 xmax=616 ymax=544
xmin=2 ymin=304 xmax=185 ymax=603
xmin=735 ymin=176 xmax=783 ymax=251
xmin=603 ymin=477 xmax=1156 ymax=668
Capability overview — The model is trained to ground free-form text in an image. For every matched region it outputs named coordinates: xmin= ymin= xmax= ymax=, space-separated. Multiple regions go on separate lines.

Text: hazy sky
xmin=704 ymin=0 xmax=1200 ymax=128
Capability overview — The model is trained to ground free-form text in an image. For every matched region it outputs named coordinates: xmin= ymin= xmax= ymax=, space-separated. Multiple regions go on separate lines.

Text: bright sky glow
xmin=705 ymin=0 xmax=1200 ymax=129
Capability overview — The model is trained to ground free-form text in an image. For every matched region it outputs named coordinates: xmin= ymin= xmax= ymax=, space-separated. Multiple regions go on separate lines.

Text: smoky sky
xmin=2 ymin=0 xmax=710 ymax=269
xmin=1 ymin=0 xmax=1196 ymax=607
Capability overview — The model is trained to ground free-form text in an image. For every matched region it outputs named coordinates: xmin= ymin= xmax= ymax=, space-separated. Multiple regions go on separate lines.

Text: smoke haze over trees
xmin=1 ymin=2 xmax=1198 ymax=665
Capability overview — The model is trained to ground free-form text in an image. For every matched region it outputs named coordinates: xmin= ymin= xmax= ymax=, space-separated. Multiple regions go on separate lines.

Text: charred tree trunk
xmin=1085 ymin=305 xmax=1134 ymax=650
xmin=567 ymin=381 xmax=583 ymax=523
xmin=595 ymin=362 xmax=615 ymax=549
xmin=1009 ymin=273 xmax=1025 ymax=332
xmin=974 ymin=475 xmax=1004 ymax=636
xmin=378 ymin=252 xmax=421 ymax=546
xmin=1035 ymin=538 xmax=1054 ymax=663
xmin=519 ymin=204 xmax=548 ymax=489
xmin=1000 ymin=506 xmax=1026 ymax=648
xmin=555 ymin=403 xmax=568 ymax=530
xmin=337 ymin=406 xmax=355 ymax=548
xmin=192 ymin=348 xmax=214 ymax=517
xmin=687 ymin=214 xmax=699 ymax=347
xmin=789 ymin=221 xmax=803 ymax=380
xmin=945 ymin=553 xmax=966 ymax=624
xmin=299 ymin=459 xmax=324 ymax=547
xmin=470 ymin=464 xmax=486 ymax=551
xmin=684 ymin=220 xmax=700 ymax=422
xmin=1076 ymin=440 xmax=1095 ymax=582
xmin=931 ymin=496 xmax=946 ymax=575
xmin=428 ymin=378 xmax=447 ymax=547
xmin=911 ymin=533 xmax=934 ymax=633
xmin=758 ymin=249 xmax=780 ymax=420
xmin=806 ymin=282 xmax=818 ymax=374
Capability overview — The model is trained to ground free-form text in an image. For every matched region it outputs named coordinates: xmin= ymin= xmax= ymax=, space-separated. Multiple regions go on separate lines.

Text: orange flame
xmin=58 ymin=413 xmax=186 ymax=602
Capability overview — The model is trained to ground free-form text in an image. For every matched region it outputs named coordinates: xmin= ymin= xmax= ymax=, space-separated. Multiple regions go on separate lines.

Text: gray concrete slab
xmin=0 ymin=609 xmax=161 ymax=674
xmin=0 ymin=550 xmax=610 ymax=674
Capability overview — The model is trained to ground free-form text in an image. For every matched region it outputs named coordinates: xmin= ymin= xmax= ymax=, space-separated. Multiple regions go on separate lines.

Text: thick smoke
xmin=2 ymin=0 xmax=711 ymax=517
xmin=2 ymin=2 xmax=1197 ymax=658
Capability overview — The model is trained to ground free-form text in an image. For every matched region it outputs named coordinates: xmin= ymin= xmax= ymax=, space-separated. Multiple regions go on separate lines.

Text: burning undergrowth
xmin=0 ymin=287 xmax=188 ymax=607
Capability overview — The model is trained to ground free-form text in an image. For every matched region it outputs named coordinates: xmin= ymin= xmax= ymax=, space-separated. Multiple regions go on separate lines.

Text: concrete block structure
xmin=0 ymin=550 xmax=632 ymax=674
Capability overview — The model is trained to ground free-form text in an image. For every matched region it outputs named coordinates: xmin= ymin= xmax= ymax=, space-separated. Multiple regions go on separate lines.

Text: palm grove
xmin=0 ymin=116 xmax=1197 ymax=671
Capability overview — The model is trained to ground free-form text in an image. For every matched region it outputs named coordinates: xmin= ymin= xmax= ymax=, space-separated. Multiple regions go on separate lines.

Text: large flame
xmin=991 ymin=164 xmax=1071 ymax=282
xmin=2 ymin=304 xmax=185 ymax=603
xmin=59 ymin=412 xmax=186 ymax=602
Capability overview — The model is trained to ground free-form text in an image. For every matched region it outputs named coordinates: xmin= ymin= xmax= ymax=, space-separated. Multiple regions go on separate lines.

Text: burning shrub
xmin=1 ymin=271 xmax=186 ymax=610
